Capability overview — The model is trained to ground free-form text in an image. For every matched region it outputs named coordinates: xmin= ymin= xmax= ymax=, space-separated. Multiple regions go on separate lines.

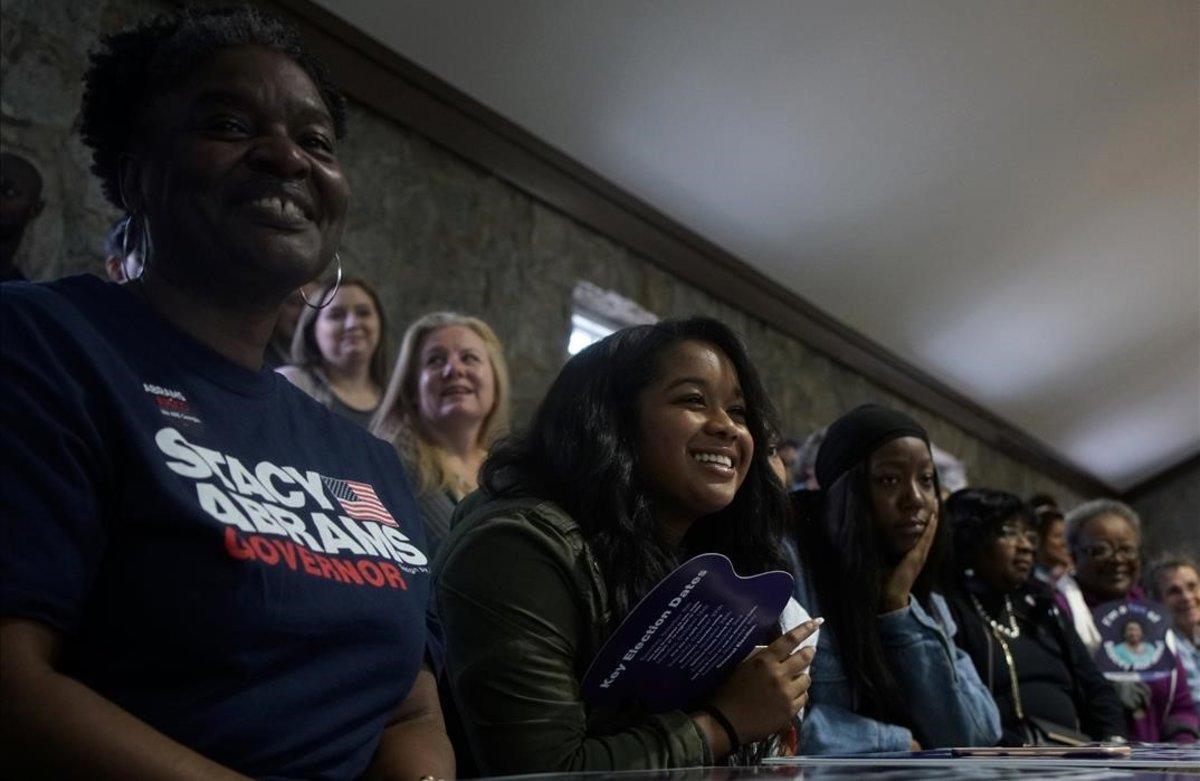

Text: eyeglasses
xmin=996 ymin=525 xmax=1039 ymax=547
xmin=1078 ymin=541 xmax=1139 ymax=562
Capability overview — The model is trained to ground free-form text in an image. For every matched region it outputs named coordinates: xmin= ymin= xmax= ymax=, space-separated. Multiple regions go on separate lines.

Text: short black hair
xmin=80 ymin=4 xmax=348 ymax=210
xmin=946 ymin=487 xmax=1035 ymax=572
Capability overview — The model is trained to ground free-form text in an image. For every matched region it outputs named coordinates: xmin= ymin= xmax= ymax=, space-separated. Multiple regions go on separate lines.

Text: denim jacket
xmin=794 ymin=574 xmax=1001 ymax=753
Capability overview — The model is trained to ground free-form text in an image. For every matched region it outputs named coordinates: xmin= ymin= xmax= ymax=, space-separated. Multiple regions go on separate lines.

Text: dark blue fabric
xmin=1 ymin=275 xmax=430 ymax=780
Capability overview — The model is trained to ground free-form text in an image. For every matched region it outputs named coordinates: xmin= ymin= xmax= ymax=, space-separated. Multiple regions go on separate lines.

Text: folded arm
xmin=1 ymin=618 xmax=246 ymax=780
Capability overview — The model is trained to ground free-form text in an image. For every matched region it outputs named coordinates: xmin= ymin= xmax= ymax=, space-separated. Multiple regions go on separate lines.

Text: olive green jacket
xmin=432 ymin=491 xmax=712 ymax=775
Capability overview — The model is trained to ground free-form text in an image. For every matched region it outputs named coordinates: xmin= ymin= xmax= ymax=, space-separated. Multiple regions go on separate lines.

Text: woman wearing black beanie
xmin=792 ymin=405 xmax=1001 ymax=753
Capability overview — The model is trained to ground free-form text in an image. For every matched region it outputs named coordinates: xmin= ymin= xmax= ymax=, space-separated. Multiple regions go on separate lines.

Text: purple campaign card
xmin=581 ymin=553 xmax=794 ymax=712
xmin=1091 ymin=600 xmax=1176 ymax=682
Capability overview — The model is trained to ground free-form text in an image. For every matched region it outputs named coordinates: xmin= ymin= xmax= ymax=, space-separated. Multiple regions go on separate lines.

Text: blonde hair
xmin=372 ymin=312 xmax=511 ymax=497
xmin=290 ymin=277 xmax=390 ymax=391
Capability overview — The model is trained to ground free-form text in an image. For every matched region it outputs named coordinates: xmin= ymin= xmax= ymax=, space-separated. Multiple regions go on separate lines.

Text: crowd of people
xmin=1 ymin=6 xmax=1196 ymax=779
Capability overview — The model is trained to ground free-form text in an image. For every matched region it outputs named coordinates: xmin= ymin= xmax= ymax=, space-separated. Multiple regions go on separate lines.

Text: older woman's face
xmin=974 ymin=515 xmax=1037 ymax=594
xmin=136 ymin=46 xmax=349 ymax=295
xmin=1074 ymin=513 xmax=1140 ymax=601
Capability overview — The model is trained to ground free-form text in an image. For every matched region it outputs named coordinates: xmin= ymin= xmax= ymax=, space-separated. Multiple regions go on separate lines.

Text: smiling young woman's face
xmin=314 ymin=283 xmax=379 ymax=370
xmin=135 ymin=45 xmax=349 ymax=295
xmin=867 ymin=436 xmax=938 ymax=557
xmin=636 ymin=340 xmax=753 ymax=540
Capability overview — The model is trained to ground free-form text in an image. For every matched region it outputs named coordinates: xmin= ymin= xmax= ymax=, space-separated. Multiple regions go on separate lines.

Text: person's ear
xmin=117 ymin=153 xmax=144 ymax=213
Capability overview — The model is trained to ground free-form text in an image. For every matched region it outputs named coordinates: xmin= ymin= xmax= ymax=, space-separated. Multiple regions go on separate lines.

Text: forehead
xmin=157 ymin=45 xmax=330 ymax=124
xmin=655 ymin=340 xmax=741 ymax=390
xmin=997 ymin=512 xmax=1033 ymax=528
xmin=869 ymin=436 xmax=932 ymax=468
xmin=422 ymin=325 xmax=486 ymax=352
xmin=1080 ymin=512 xmax=1138 ymax=541
xmin=326 ymin=284 xmax=375 ymax=309
xmin=1160 ymin=565 xmax=1200 ymax=585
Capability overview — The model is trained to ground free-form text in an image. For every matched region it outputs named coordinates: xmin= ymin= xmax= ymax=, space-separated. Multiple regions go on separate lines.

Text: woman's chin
xmin=428 ymin=405 xmax=486 ymax=428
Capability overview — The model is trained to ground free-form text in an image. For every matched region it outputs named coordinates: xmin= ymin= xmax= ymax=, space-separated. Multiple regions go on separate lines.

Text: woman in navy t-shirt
xmin=0 ymin=7 xmax=452 ymax=779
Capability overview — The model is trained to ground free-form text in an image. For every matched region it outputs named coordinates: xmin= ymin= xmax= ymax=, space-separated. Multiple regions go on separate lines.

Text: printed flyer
xmin=1091 ymin=599 xmax=1175 ymax=682
xmin=581 ymin=553 xmax=795 ymax=712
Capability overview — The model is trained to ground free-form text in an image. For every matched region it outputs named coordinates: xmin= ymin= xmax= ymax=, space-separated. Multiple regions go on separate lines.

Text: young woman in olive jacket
xmin=432 ymin=318 xmax=818 ymax=775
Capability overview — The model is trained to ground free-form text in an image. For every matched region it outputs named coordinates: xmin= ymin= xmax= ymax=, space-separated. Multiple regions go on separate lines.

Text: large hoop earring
xmin=121 ymin=213 xmax=152 ymax=281
xmin=302 ymin=253 xmax=342 ymax=309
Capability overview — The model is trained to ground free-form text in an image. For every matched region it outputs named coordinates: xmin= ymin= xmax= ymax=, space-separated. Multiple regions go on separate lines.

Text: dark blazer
xmin=946 ymin=582 xmax=1126 ymax=745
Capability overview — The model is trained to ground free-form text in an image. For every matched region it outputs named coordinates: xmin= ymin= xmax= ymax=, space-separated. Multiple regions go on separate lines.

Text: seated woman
xmin=944 ymin=488 xmax=1125 ymax=744
xmin=792 ymin=404 xmax=1001 ymax=753
xmin=434 ymin=318 xmax=819 ymax=774
xmin=1059 ymin=500 xmax=1199 ymax=743
xmin=278 ymin=276 xmax=388 ymax=428
xmin=372 ymin=312 xmax=511 ymax=555
xmin=0 ymin=7 xmax=451 ymax=778
xmin=1148 ymin=554 xmax=1200 ymax=707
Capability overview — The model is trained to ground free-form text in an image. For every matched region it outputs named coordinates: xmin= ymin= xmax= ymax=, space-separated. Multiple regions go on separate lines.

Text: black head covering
xmin=814 ymin=404 xmax=930 ymax=489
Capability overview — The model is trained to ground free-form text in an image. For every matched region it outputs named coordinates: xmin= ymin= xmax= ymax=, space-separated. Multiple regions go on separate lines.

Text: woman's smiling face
xmin=417 ymin=325 xmax=496 ymax=432
xmin=314 ymin=283 xmax=379 ymax=370
xmin=132 ymin=45 xmax=349 ymax=295
xmin=636 ymin=340 xmax=754 ymax=539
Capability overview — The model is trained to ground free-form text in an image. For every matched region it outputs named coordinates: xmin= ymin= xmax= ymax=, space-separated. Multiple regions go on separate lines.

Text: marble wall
xmin=2 ymin=0 xmax=1094 ymax=508
xmin=1129 ymin=458 xmax=1200 ymax=559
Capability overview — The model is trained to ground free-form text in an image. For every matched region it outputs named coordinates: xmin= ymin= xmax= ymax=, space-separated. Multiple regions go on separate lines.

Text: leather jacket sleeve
xmin=434 ymin=510 xmax=709 ymax=774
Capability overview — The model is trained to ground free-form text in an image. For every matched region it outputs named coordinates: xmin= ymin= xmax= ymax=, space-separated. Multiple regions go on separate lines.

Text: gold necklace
xmin=970 ymin=592 xmax=1020 ymax=639
xmin=971 ymin=596 xmax=1026 ymax=721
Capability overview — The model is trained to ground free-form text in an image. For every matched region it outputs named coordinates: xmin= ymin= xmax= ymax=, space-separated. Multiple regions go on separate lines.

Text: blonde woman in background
xmin=373 ymin=312 xmax=510 ymax=553
xmin=278 ymin=276 xmax=389 ymax=429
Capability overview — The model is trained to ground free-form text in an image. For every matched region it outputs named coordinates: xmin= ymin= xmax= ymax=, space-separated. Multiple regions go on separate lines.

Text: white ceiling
xmin=316 ymin=0 xmax=1200 ymax=491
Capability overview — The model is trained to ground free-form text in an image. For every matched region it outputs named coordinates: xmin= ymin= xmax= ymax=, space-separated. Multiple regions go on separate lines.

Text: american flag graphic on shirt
xmin=321 ymin=476 xmax=398 ymax=527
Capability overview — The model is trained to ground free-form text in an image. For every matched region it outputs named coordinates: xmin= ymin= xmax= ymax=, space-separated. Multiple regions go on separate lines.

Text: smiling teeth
xmin=250 ymin=196 xmax=305 ymax=220
xmin=694 ymin=452 xmax=733 ymax=468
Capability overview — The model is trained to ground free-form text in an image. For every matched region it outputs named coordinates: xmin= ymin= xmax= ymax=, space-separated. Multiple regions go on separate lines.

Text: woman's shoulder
xmin=276 ymin=364 xmax=332 ymax=403
xmin=4 ymin=275 xmax=126 ymax=338
xmin=433 ymin=492 xmax=600 ymax=616
xmin=276 ymin=363 xmax=314 ymax=385
xmin=454 ymin=492 xmax=581 ymax=543
xmin=436 ymin=493 xmax=581 ymax=569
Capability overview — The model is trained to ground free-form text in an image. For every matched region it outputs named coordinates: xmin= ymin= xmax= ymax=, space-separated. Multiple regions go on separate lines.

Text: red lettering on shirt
xmin=224 ymin=527 xmax=255 ymax=560
xmin=271 ymin=538 xmax=299 ymax=570
xmin=379 ymin=562 xmax=408 ymax=591
xmin=222 ymin=530 xmax=410 ymax=590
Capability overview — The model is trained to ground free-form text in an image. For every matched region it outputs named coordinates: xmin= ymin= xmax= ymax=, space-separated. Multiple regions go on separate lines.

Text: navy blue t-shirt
xmin=1 ymin=275 xmax=431 ymax=780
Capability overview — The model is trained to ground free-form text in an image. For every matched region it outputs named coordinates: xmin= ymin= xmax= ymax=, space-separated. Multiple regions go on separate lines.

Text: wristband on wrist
xmin=701 ymin=703 xmax=741 ymax=754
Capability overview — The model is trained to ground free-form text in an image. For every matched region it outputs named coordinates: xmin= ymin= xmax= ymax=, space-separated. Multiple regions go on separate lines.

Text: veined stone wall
xmin=1130 ymin=459 xmax=1200 ymax=560
xmin=2 ymin=0 xmax=1090 ymax=507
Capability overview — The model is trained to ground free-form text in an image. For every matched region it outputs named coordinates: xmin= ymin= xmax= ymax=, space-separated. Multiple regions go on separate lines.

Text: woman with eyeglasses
xmin=944 ymin=489 xmax=1125 ymax=745
xmin=1060 ymin=500 xmax=1198 ymax=743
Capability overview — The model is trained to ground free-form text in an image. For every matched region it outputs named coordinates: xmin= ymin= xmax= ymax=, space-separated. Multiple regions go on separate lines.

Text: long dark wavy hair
xmin=481 ymin=317 xmax=790 ymax=622
xmin=795 ymin=453 xmax=950 ymax=740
